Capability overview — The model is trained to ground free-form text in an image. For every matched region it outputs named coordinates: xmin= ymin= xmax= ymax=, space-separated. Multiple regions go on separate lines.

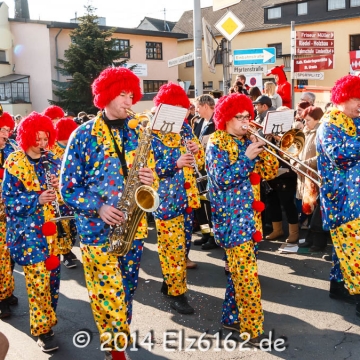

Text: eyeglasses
xmin=234 ymin=114 xmax=251 ymax=121
xmin=0 ymin=127 xmax=12 ymax=134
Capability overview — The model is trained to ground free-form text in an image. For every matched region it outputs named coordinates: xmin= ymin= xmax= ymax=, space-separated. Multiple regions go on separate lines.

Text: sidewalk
xmin=2 ymin=226 xmax=360 ymax=360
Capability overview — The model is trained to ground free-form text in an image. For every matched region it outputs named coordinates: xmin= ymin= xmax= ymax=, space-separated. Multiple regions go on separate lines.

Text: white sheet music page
xmin=263 ymin=110 xmax=294 ymax=135
xmin=152 ymin=104 xmax=187 ymax=134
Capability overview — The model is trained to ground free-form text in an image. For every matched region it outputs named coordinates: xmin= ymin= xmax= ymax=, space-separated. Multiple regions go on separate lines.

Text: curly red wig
xmin=55 ymin=117 xmax=78 ymax=141
xmin=0 ymin=112 xmax=15 ymax=130
xmin=43 ymin=105 xmax=65 ymax=120
xmin=331 ymin=75 xmax=360 ymax=105
xmin=153 ymin=82 xmax=190 ymax=109
xmin=16 ymin=112 xmax=56 ymax=151
xmin=214 ymin=93 xmax=255 ymax=130
xmin=92 ymin=67 xmax=142 ymax=109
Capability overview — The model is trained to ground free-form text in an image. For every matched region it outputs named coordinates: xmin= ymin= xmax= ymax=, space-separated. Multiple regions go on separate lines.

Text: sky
xmin=6 ymin=0 xmax=214 ymax=28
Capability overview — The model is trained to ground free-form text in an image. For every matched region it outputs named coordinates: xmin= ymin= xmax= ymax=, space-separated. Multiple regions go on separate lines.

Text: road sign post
xmin=295 ymin=31 xmax=334 ymax=55
xmin=294 ymin=55 xmax=333 ymax=72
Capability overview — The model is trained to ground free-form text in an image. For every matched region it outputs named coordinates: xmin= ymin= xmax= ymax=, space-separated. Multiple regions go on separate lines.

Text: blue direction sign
xmin=233 ymin=47 xmax=276 ymax=65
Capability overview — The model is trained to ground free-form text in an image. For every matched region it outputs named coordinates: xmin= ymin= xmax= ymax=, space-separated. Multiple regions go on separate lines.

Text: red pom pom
xmin=45 ymin=255 xmax=60 ymax=270
xmin=249 ymin=172 xmax=261 ymax=185
xmin=184 ymin=182 xmax=191 ymax=189
xmin=185 ymin=207 xmax=193 ymax=214
xmin=0 ymin=168 xmax=4 ymax=180
xmin=252 ymin=231 xmax=263 ymax=242
xmin=252 ymin=200 xmax=265 ymax=212
xmin=42 ymin=221 xmax=57 ymax=236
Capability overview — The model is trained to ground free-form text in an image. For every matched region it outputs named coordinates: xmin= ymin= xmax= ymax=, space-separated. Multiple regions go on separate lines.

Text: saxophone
xmin=107 ymin=110 xmax=159 ymax=256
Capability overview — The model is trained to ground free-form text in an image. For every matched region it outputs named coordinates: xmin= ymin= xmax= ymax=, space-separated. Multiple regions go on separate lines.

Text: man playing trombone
xmin=316 ymin=74 xmax=360 ymax=317
xmin=206 ymin=93 xmax=278 ymax=347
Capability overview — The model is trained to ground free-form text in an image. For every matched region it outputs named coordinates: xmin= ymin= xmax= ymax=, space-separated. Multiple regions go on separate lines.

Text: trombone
xmin=243 ymin=125 xmax=321 ymax=187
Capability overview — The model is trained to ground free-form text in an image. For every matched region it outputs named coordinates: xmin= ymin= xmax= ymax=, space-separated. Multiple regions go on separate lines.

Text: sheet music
xmin=152 ymin=104 xmax=187 ymax=134
xmin=263 ymin=110 xmax=294 ymax=135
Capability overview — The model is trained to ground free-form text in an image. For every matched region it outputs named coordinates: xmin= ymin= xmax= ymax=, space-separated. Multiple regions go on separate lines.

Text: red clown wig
xmin=0 ymin=112 xmax=15 ymax=130
xmin=55 ymin=117 xmax=78 ymax=141
xmin=92 ymin=67 xmax=142 ymax=109
xmin=214 ymin=93 xmax=255 ymax=130
xmin=331 ymin=75 xmax=360 ymax=105
xmin=43 ymin=105 xmax=65 ymax=120
xmin=153 ymin=82 xmax=190 ymax=109
xmin=16 ymin=112 xmax=56 ymax=151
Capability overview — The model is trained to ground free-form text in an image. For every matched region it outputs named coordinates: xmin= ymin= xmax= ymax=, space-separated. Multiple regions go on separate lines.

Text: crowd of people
xmin=0 ymin=69 xmax=360 ymax=360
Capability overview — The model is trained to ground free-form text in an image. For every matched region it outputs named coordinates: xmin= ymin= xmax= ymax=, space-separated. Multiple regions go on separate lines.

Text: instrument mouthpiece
xmin=242 ymin=125 xmax=249 ymax=130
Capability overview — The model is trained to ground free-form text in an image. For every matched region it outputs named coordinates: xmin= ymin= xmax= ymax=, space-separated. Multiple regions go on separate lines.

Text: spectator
xmin=263 ymin=81 xmax=282 ymax=109
xmin=252 ymin=95 xmax=276 ymax=125
xmin=249 ymin=87 xmax=262 ymax=101
xmin=300 ymin=91 xmax=316 ymax=105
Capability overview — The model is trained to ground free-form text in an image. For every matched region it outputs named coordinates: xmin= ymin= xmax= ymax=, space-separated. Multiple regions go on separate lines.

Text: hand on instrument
xmin=186 ymin=140 xmax=199 ymax=154
xmin=50 ymin=174 xmax=59 ymax=189
xmin=39 ymin=189 xmax=57 ymax=205
xmin=138 ymin=168 xmax=154 ymax=186
xmin=98 ymin=205 xmax=126 ymax=226
xmin=245 ymin=142 xmax=265 ymax=160
xmin=177 ymin=153 xmax=195 ymax=168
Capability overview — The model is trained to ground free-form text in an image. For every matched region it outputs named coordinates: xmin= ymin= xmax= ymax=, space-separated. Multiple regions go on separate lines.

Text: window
xmin=351 ymin=0 xmax=360 ymax=7
xmin=113 ymin=39 xmax=130 ymax=58
xmin=298 ymin=2 xmax=308 ymax=15
xmin=0 ymin=76 xmax=30 ymax=103
xmin=143 ymin=80 xmax=167 ymax=93
xmin=268 ymin=43 xmax=282 ymax=58
xmin=185 ymin=53 xmax=194 ymax=67
xmin=146 ymin=42 xmax=162 ymax=60
xmin=350 ymin=34 xmax=360 ymax=51
xmin=328 ymin=0 xmax=345 ymax=10
xmin=268 ymin=7 xmax=281 ymax=19
xmin=0 ymin=50 xmax=6 ymax=62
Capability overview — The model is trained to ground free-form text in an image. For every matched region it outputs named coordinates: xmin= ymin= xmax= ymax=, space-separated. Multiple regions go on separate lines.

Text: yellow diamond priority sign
xmin=215 ymin=10 xmax=245 ymax=42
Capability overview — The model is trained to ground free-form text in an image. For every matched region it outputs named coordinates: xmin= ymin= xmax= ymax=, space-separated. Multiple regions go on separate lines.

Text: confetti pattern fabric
xmin=23 ymin=261 xmax=58 ymax=336
xmin=151 ymin=123 xmax=204 ymax=293
xmin=206 ymin=130 xmax=278 ymax=248
xmin=81 ymin=244 xmax=129 ymax=350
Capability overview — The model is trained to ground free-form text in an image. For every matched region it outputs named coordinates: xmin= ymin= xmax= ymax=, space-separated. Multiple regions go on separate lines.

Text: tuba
xmin=107 ymin=110 xmax=159 ymax=256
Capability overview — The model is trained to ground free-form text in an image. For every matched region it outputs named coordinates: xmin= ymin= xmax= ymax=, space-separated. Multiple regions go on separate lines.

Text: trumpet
xmin=243 ymin=125 xmax=321 ymax=187
xmin=0 ymin=103 xmax=3 ymax=116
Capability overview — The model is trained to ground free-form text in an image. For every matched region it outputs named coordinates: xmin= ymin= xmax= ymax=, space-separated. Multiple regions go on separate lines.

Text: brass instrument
xmin=0 ymin=103 xmax=3 ymax=116
xmin=107 ymin=109 xmax=159 ymax=256
xmin=243 ymin=125 xmax=321 ymax=187
xmin=41 ymin=149 xmax=74 ymax=252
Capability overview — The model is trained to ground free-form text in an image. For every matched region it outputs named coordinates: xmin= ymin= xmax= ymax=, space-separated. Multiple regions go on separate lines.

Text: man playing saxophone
xmin=60 ymin=67 xmax=154 ymax=360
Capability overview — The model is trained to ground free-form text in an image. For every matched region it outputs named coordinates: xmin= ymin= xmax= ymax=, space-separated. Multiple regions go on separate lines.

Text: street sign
xmin=350 ymin=50 xmax=360 ymax=71
xmin=296 ymin=31 xmax=334 ymax=40
xmin=292 ymin=72 xmax=324 ymax=80
xmin=232 ymin=64 xmax=268 ymax=74
xmin=296 ymin=31 xmax=334 ymax=55
xmin=294 ymin=55 xmax=333 ymax=72
xmin=233 ymin=47 xmax=276 ymax=65
xmin=215 ymin=10 xmax=245 ymax=42
xmin=213 ymin=0 xmax=241 ymax=12
xmin=168 ymin=53 xmax=194 ymax=67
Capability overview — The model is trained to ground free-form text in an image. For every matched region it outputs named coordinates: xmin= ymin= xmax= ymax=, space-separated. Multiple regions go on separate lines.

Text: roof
xmin=0 ymin=74 xmax=29 ymax=83
xmin=8 ymin=18 xmax=188 ymax=39
xmin=172 ymin=0 xmax=282 ymax=38
xmin=138 ymin=17 xmax=177 ymax=31
xmin=262 ymin=0 xmax=302 ymax=6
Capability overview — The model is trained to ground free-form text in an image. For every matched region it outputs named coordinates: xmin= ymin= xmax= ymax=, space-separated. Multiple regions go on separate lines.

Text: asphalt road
xmin=2 ymin=225 xmax=360 ymax=360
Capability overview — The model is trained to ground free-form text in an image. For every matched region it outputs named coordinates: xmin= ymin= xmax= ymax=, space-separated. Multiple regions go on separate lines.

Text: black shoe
xmin=222 ymin=322 xmax=240 ymax=333
xmin=63 ymin=256 xmax=77 ymax=269
xmin=249 ymin=333 xmax=271 ymax=348
xmin=322 ymin=254 xmax=332 ymax=262
xmin=160 ymin=281 xmax=168 ymax=296
xmin=194 ymin=236 xmax=208 ymax=246
xmin=0 ymin=300 xmax=11 ymax=319
xmin=309 ymin=245 xmax=326 ymax=252
xmin=298 ymin=241 xmax=312 ymax=248
xmin=37 ymin=331 xmax=59 ymax=352
xmin=201 ymin=238 xmax=218 ymax=250
xmin=329 ymin=281 xmax=355 ymax=304
xmin=6 ymin=294 xmax=18 ymax=306
xmin=68 ymin=251 xmax=78 ymax=261
xmin=170 ymin=295 xmax=194 ymax=314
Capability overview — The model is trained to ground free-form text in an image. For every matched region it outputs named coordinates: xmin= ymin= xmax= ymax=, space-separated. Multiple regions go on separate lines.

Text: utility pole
xmin=193 ymin=0 xmax=203 ymax=97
